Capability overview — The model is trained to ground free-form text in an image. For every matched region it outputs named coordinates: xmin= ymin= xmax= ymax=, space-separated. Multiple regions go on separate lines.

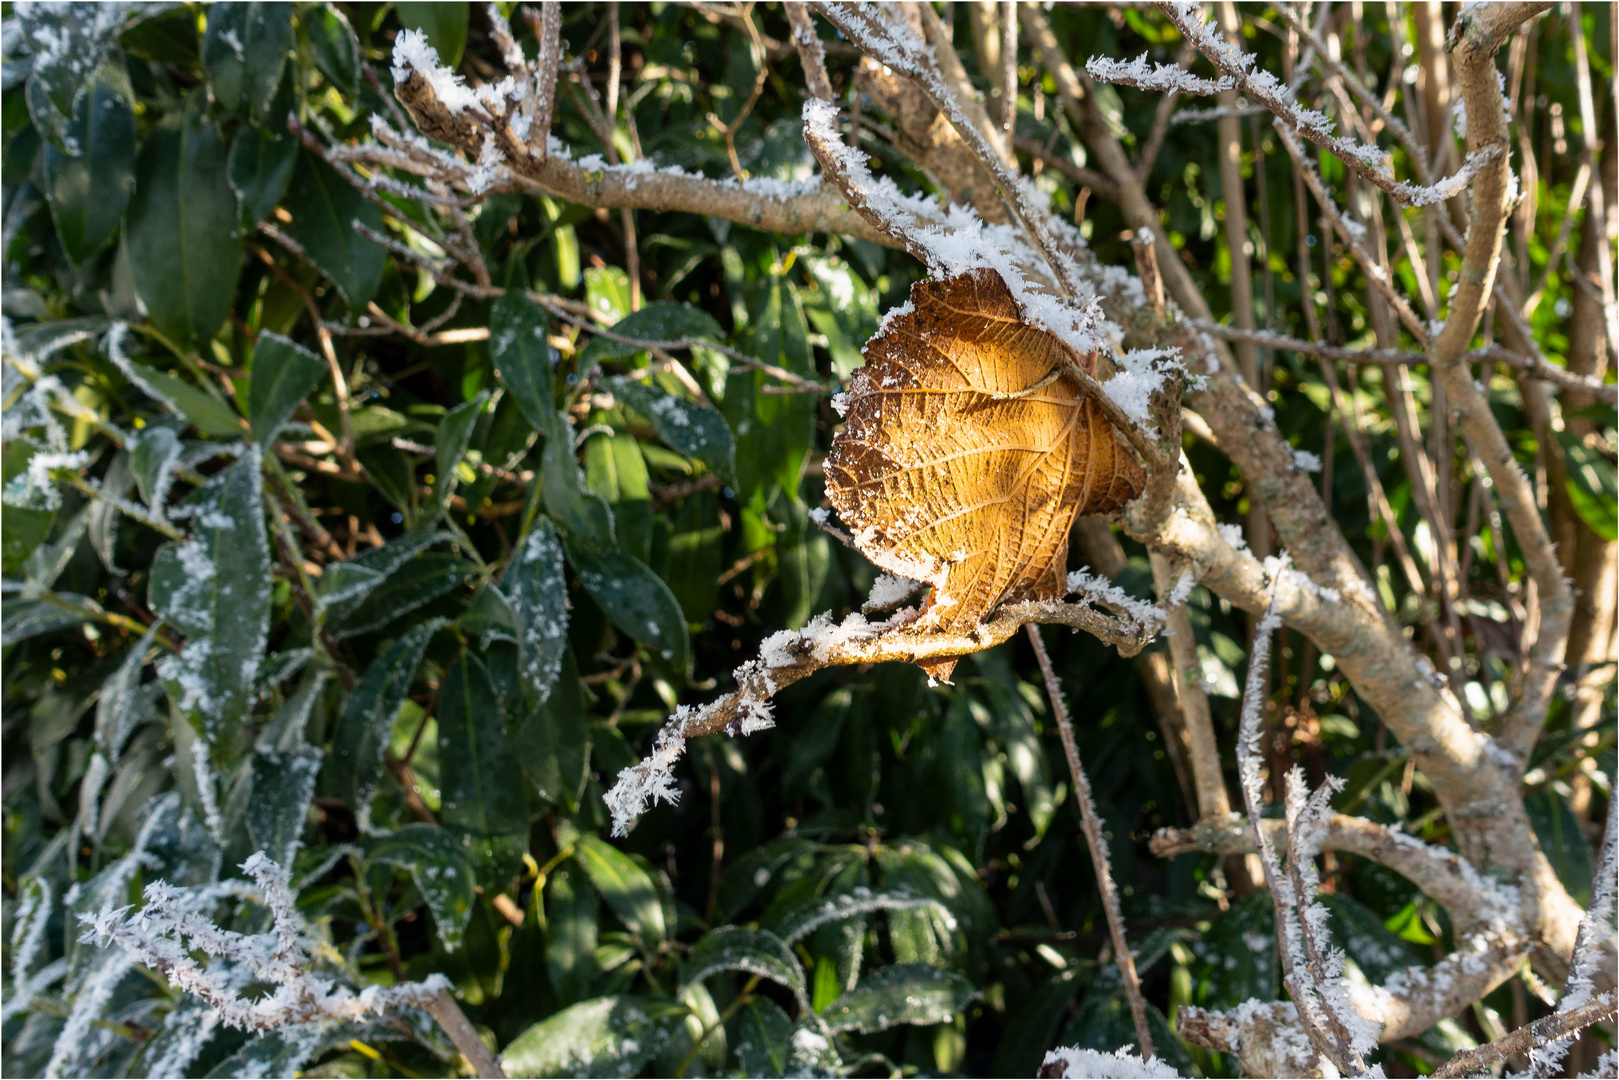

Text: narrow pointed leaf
xmin=819 ymin=963 xmax=977 ymax=1034
xmin=368 ymin=822 xmax=479 ymax=950
xmin=248 ymin=332 xmax=325 ymax=448
xmin=573 ymin=834 xmax=667 ymax=943
xmin=566 ymin=545 xmax=689 ymax=672
xmin=329 ymin=619 xmax=438 ymax=832
xmin=437 ymin=652 xmax=529 ymax=880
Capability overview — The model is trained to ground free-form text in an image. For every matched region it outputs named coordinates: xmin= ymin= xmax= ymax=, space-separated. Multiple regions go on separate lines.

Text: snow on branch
xmin=79 ymin=852 xmax=450 ymax=1031
xmin=1087 ymin=52 xmax=1233 ymax=96
xmin=1039 ymin=1045 xmax=1180 ymax=1079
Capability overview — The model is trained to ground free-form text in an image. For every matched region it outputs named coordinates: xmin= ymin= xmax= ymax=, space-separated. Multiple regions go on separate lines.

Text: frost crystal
xmin=1041 ymin=1046 xmax=1181 ymax=1079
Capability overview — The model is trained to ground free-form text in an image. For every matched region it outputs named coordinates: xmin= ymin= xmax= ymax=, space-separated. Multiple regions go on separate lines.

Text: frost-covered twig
xmin=1431 ymin=991 xmax=1618 ymax=1079
xmin=78 ymin=852 xmax=504 ymax=1078
xmin=1025 ymin=624 xmax=1155 ymax=1062
xmin=1085 ymin=52 xmax=1232 ymax=96
xmin=1528 ymin=796 xmax=1618 ymax=1076
xmin=1233 ymin=584 xmax=1369 ymax=1076
xmin=604 ymin=598 xmax=1156 ymax=835
xmin=1038 ymin=1045 xmax=1180 ymax=1079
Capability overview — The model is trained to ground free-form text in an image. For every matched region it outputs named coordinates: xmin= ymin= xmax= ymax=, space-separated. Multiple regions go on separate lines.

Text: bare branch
xmin=1432 ymin=991 xmax=1617 ymax=1079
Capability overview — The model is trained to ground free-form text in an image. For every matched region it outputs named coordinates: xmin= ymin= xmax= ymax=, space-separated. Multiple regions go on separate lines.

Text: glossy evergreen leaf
xmin=125 ymin=98 xmax=244 ymax=348
xmin=18 ymin=2 xmax=127 ymax=152
xmin=248 ymin=332 xmax=325 ymax=448
xmin=1527 ymin=788 xmax=1596 ymax=903
xmin=328 ymin=554 xmax=473 ymax=639
xmin=513 ymin=649 xmax=590 ymax=810
xmin=200 ymin=2 xmax=291 ymax=123
xmin=565 ymin=545 xmax=689 ymax=672
xmin=818 ymin=962 xmax=976 ymax=1034
xmin=124 ymin=364 xmax=245 ymax=438
xmin=582 ymin=432 xmax=652 ymax=563
xmin=606 ymin=376 xmax=736 ymax=485
xmin=500 ymin=521 xmax=570 ymax=706
xmin=227 ymin=126 xmax=297 ymax=230
xmin=727 ymin=997 xmax=795 ymax=1079
xmin=306 ymin=6 xmax=360 ymax=98
xmin=127 ymin=426 xmax=184 ymax=509
xmin=500 ymin=996 xmax=689 ymax=1079
xmin=433 ymin=391 xmax=487 ymax=515
xmin=395 ymin=2 xmax=469 ymax=68
xmin=369 ymin=822 xmax=480 ymax=950
xmin=280 ymin=151 xmax=385 ymax=310
xmin=545 ymin=867 xmax=599 ymax=1008
xmin=318 ymin=530 xmax=451 ymax=627
xmin=148 ymin=448 xmax=271 ymax=742
xmin=41 ymin=61 xmax=135 ymax=263
xmin=329 ymin=619 xmax=438 ymax=831
xmin=436 ymin=652 xmax=529 ymax=881
xmin=680 ymin=926 xmax=808 ymax=1007
xmin=490 ymin=289 xmax=554 ymax=433
xmin=573 ymin=834 xmax=667 ymax=943
xmin=577 ymin=301 xmax=724 ymax=370
xmin=246 ymin=747 xmax=321 ymax=869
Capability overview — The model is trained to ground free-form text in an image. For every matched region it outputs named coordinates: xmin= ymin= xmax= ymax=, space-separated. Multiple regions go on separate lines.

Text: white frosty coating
xmin=1087 ymin=52 xmax=1233 ymax=96
xmin=802 ymin=98 xmax=1111 ymax=366
xmin=45 ymin=950 xmax=138 ymax=1079
xmin=9 ymin=879 xmax=52 ymax=986
xmin=1105 ymin=348 xmax=1185 ymax=435
xmin=1292 ymin=449 xmax=1323 ymax=473
xmin=1390 ymin=147 xmax=1503 ymax=208
xmin=1533 ymin=796 xmax=1618 ymax=1075
xmin=1581 ymin=1049 xmax=1619 ymax=1079
xmin=1067 ymin=567 xmax=1170 ymax=636
xmin=1041 ymin=1046 xmax=1181 ymax=1078
xmin=391 ymin=29 xmax=483 ymax=115
xmin=78 ymin=852 xmax=452 ymax=1033
xmin=866 ymin=573 xmax=923 ymax=610
xmin=603 ymin=607 xmax=921 ymax=835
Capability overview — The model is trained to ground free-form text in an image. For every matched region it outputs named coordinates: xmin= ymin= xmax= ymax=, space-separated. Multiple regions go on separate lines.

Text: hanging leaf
xmin=825 ymin=268 xmax=1146 ymax=681
xmin=573 ymin=834 xmax=667 ymax=943
xmin=433 ymin=391 xmax=487 ymax=515
xmin=500 ymin=521 xmax=570 ymax=706
xmin=227 ymin=126 xmax=297 ymax=230
xmin=124 ymin=96 xmax=244 ymax=348
xmin=200 ymin=2 xmax=291 ymax=124
xmin=328 ymin=619 xmax=438 ymax=832
xmin=369 ymin=822 xmax=480 ymax=950
xmin=248 ymin=332 xmax=325 ymax=448
xmin=606 ymin=376 xmax=736 ymax=485
xmin=148 ymin=448 xmax=271 ymax=743
xmin=436 ymin=652 xmax=530 ymax=881
xmin=565 ymin=545 xmax=689 ymax=672
xmin=500 ymin=996 xmax=690 ymax=1079
xmin=818 ymin=963 xmax=977 ymax=1034
xmin=280 ymin=151 xmax=385 ymax=310
xmin=41 ymin=60 xmax=135 ymax=263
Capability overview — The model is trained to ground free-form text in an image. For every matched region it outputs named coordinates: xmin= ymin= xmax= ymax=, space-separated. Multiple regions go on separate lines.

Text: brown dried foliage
xmin=826 ymin=268 xmax=1146 ymax=681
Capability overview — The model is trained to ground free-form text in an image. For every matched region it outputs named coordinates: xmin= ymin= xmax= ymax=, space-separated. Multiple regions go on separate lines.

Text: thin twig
xmin=1431 ymin=991 xmax=1616 ymax=1078
xmin=1025 ymin=624 xmax=1154 ymax=1062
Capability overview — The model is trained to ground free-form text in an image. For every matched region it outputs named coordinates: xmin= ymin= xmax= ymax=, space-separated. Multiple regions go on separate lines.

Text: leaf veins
xmin=825 ymin=267 xmax=1146 ymax=680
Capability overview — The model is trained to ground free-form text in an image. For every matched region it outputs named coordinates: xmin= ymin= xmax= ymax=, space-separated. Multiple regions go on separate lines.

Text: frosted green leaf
xmin=605 ymin=376 xmax=736 ymax=485
xmin=500 ymin=996 xmax=690 ymax=1079
xmin=818 ymin=963 xmax=977 ymax=1034
xmin=368 ymin=823 xmax=478 ymax=950
xmin=436 ymin=652 xmax=529 ymax=882
xmin=680 ymin=926 xmax=808 ymax=1008
xmin=500 ymin=520 xmax=569 ymax=706
xmin=574 ymin=834 xmax=666 ymax=943
xmin=248 ymin=332 xmax=325 ymax=449
xmin=329 ymin=619 xmax=439 ymax=834
xmin=565 ymin=545 xmax=688 ymax=673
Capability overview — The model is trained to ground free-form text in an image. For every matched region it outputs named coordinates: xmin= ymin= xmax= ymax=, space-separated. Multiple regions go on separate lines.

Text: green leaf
xmin=42 ymin=61 xmax=135 ymax=263
xmin=125 ymin=365 xmax=245 ymax=438
xmin=727 ymin=997 xmax=796 ymax=1079
xmin=680 ymin=926 xmax=808 ymax=1008
xmin=583 ymin=265 xmax=632 ymax=323
xmin=281 ymin=150 xmax=385 ymax=310
xmin=329 ymin=619 xmax=438 ymax=831
xmin=246 ymin=747 xmax=321 ymax=869
xmin=546 ymin=867 xmax=599 ymax=1007
xmin=500 ymin=521 xmax=570 ymax=705
xmin=725 ymin=276 xmax=816 ymax=502
xmin=582 ymin=432 xmax=652 ymax=563
xmin=227 ymin=126 xmax=297 ymax=230
xmin=991 ymin=969 xmax=1081 ymax=1077
xmin=513 ymin=648 xmax=590 ymax=810
xmin=319 ymin=530 xmax=450 ymax=626
xmin=490 ymin=289 xmax=555 ymax=434
xmin=328 ymin=553 xmax=473 ymax=639
xmin=436 ymin=652 xmax=529 ymax=881
xmin=368 ymin=822 xmax=479 ymax=950
xmin=573 ymin=833 xmax=667 ymax=943
xmin=662 ymin=489 xmax=723 ymax=623
xmin=127 ymin=426 xmax=184 ymax=508
xmin=501 ymin=996 xmax=690 ymax=1079
xmin=1191 ymin=894 xmax=1276 ymax=1007
xmin=433 ymin=391 xmax=487 ymax=514
xmin=148 ymin=448 xmax=271 ymax=742
xmin=1559 ymin=431 xmax=1618 ymax=541
xmin=306 ymin=6 xmax=360 ymax=98
xmin=543 ymin=416 xmax=616 ymax=549
xmin=565 ymin=545 xmax=690 ymax=672
xmin=819 ymin=963 xmax=976 ymax=1034
xmin=125 ymin=97 xmax=245 ymax=348
xmin=19 ymin=3 xmax=127 ymax=153
xmin=606 ymin=376 xmax=736 ymax=485
xmin=1527 ymin=788 xmax=1596 ymax=903
xmin=396 ymin=2 xmax=469 ymax=68
xmin=2 ymin=506 xmax=55 ymax=575
xmin=1 ymin=593 xmax=100 ymax=646
xmin=200 ymin=2 xmax=291 ymax=123
xmin=577 ymin=301 xmax=724 ymax=370
xmin=248 ymin=332 xmax=325 ymax=448
xmin=770 ymin=887 xmax=949 ymax=945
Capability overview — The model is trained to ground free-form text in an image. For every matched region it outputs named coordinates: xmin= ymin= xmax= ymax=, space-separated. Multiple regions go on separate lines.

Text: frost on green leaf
xmin=680 ymin=926 xmax=808 ymax=1008
xmin=499 ymin=520 xmax=570 ymax=706
xmin=329 ymin=619 xmax=439 ymax=834
xmin=818 ymin=962 xmax=977 ymax=1034
xmin=368 ymin=823 xmax=479 ymax=950
xmin=606 ymin=376 xmax=736 ymax=485
xmin=149 ymin=446 xmax=271 ymax=744
xmin=500 ymin=996 xmax=690 ymax=1079
xmin=435 ymin=652 xmax=529 ymax=882
xmin=248 ymin=332 xmax=326 ymax=449
xmin=565 ymin=545 xmax=689 ymax=673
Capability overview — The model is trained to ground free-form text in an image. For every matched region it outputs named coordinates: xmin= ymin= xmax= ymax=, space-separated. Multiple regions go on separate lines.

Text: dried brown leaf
xmin=826 ymin=268 xmax=1146 ymax=680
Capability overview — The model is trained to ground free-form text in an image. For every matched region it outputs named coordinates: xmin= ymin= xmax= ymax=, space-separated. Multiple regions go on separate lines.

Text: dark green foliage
xmin=2 ymin=4 xmax=1612 ymax=1080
